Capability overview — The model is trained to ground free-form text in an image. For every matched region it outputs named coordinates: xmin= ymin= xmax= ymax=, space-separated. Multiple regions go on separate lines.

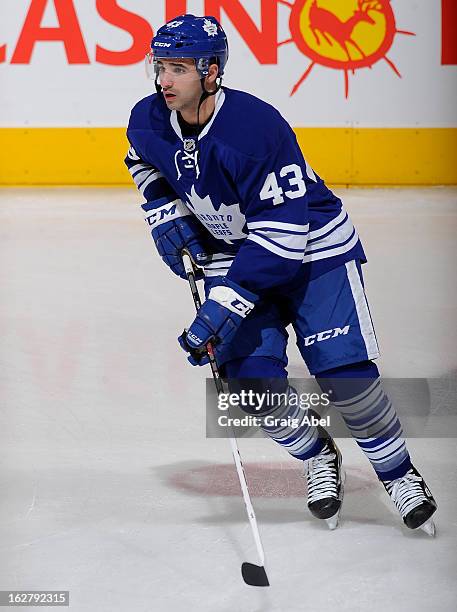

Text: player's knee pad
xmin=224 ymin=356 xmax=288 ymax=415
xmin=315 ymin=360 xmax=380 ymax=403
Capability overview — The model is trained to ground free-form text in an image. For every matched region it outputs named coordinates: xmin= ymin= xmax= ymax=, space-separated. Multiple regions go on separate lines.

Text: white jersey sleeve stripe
xmin=204 ymin=254 xmax=235 ymax=276
xmin=308 ymin=213 xmax=349 ymax=245
xmin=248 ymin=233 xmax=305 ymax=260
xmin=132 ymin=169 xmax=156 ymax=187
xmin=204 ymin=261 xmax=233 ymax=270
xmin=248 ymin=220 xmax=309 ymax=233
xmin=127 ymin=146 xmax=140 ymax=161
xmin=128 ymin=163 xmax=153 ymax=176
xmin=308 ymin=209 xmax=347 ymax=240
xmin=138 ymin=171 xmax=164 ymax=195
xmin=305 ymin=218 xmax=355 ymax=253
xmin=251 ymin=229 xmax=308 ymax=251
xmin=302 ymin=230 xmax=360 ymax=262
xmin=204 ymin=268 xmax=229 ymax=277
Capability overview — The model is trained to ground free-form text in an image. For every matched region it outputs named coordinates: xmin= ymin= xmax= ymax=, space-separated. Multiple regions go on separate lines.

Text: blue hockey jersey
xmin=125 ymin=87 xmax=366 ymax=293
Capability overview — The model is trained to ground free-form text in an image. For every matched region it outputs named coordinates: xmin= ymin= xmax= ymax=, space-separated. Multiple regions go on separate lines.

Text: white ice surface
xmin=0 ymin=187 xmax=456 ymax=612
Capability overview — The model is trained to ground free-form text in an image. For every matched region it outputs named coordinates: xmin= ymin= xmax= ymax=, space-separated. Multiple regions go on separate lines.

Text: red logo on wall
xmin=1 ymin=0 xmax=455 ymax=86
xmin=279 ymin=0 xmax=414 ymax=97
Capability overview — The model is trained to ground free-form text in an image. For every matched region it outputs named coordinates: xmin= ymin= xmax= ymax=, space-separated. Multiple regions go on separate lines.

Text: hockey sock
xmin=316 ymin=361 xmax=412 ymax=481
xmin=259 ymin=385 xmax=326 ymax=460
xmin=225 ymin=357 xmax=325 ymax=461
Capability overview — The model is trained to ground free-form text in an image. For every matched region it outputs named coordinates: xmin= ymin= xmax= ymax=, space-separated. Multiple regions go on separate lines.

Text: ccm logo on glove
xmin=208 ymin=285 xmax=255 ymax=318
xmin=186 ymin=331 xmax=204 ymax=347
xmin=143 ymin=196 xmax=208 ymax=279
xmin=144 ymin=198 xmax=191 ymax=229
xmin=179 ymin=278 xmax=258 ymax=366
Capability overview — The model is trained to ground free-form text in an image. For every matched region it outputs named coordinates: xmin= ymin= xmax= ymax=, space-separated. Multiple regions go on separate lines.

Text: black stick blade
xmin=241 ymin=562 xmax=270 ymax=587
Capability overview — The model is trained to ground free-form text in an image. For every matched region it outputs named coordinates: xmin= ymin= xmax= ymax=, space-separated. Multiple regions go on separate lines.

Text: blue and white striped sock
xmin=317 ymin=363 xmax=411 ymax=481
xmin=259 ymin=387 xmax=325 ymax=460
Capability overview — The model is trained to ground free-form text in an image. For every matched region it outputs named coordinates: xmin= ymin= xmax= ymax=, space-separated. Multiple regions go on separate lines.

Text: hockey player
xmin=125 ymin=15 xmax=436 ymax=534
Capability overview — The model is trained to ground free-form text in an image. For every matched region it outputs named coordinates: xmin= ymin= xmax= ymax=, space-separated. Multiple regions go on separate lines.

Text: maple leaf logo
xmin=203 ymin=19 xmax=218 ymax=37
xmin=185 ymin=185 xmax=247 ymax=244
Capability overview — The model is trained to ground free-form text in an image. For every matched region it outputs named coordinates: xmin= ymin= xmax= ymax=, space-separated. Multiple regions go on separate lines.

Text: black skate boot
xmin=303 ymin=436 xmax=345 ymax=530
xmin=381 ymin=465 xmax=437 ymax=536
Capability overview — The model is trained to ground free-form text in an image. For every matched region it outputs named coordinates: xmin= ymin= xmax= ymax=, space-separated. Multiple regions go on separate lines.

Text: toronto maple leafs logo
xmin=167 ymin=20 xmax=183 ymax=28
xmin=203 ymin=19 xmax=218 ymax=37
xmin=185 ymin=185 xmax=247 ymax=244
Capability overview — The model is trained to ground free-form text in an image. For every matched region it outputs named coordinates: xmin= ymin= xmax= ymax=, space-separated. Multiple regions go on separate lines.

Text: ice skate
xmin=303 ymin=436 xmax=345 ymax=530
xmin=381 ymin=465 xmax=437 ymax=536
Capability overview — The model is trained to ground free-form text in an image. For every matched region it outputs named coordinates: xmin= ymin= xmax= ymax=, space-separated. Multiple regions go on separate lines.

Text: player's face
xmin=156 ymin=58 xmax=203 ymax=113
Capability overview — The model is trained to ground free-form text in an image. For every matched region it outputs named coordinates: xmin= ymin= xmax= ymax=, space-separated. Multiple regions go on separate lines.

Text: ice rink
xmin=1 ymin=187 xmax=456 ymax=611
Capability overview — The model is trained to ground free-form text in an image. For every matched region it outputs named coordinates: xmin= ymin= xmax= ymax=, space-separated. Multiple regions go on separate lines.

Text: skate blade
xmin=325 ymin=513 xmax=340 ymax=530
xmin=325 ymin=469 xmax=346 ymax=530
xmin=419 ymin=518 xmax=436 ymax=537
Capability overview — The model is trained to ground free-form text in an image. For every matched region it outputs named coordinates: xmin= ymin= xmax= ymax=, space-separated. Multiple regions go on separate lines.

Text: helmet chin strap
xmin=154 ymin=74 xmax=221 ymax=118
xmin=197 ymin=76 xmax=222 ymax=135
xmin=154 ymin=71 xmax=222 ymax=142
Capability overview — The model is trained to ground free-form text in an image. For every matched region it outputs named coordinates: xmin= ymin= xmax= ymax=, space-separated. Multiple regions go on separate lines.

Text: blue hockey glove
xmin=178 ymin=278 xmax=258 ymax=366
xmin=143 ymin=197 xmax=208 ymax=279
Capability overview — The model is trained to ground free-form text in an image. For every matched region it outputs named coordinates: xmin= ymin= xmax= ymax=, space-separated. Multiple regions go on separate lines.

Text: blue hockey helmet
xmin=150 ymin=14 xmax=229 ymax=78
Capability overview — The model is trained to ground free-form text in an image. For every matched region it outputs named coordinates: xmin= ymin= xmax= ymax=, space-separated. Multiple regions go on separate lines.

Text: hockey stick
xmin=181 ymin=250 xmax=270 ymax=588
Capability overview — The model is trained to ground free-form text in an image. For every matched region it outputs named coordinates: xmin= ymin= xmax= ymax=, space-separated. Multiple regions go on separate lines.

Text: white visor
xmin=145 ymin=52 xmax=202 ymax=83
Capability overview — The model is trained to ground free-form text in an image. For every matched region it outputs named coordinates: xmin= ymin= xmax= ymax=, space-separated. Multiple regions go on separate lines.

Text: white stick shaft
xmin=182 ymin=249 xmax=266 ymax=569
xmin=228 ymin=436 xmax=266 ymax=567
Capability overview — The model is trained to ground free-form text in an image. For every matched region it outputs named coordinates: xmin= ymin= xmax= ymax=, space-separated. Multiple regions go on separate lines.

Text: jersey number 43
xmin=259 ymin=164 xmax=306 ymax=206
